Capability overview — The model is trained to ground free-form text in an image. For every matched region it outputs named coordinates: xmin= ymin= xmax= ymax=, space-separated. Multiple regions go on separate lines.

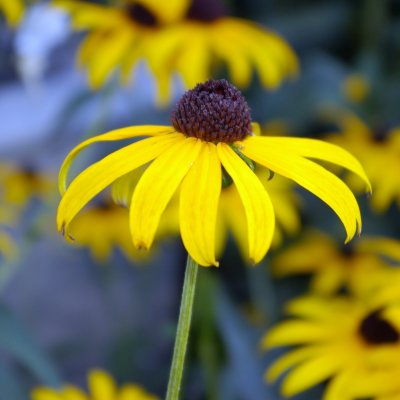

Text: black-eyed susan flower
xmin=68 ymin=200 xmax=175 ymax=263
xmin=325 ymin=112 xmax=400 ymax=212
xmin=272 ymin=231 xmax=400 ymax=296
xmin=57 ymin=79 xmax=370 ymax=267
xmin=32 ymin=369 xmax=158 ymax=400
xmin=54 ymin=0 xmax=298 ymax=105
xmin=0 ymin=163 xmax=56 ymax=208
xmin=262 ymin=295 xmax=400 ymax=400
xmin=0 ymin=0 xmax=24 ymax=26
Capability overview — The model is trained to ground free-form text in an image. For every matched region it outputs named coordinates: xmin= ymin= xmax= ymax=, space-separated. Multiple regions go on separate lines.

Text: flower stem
xmin=166 ymin=254 xmax=199 ymax=400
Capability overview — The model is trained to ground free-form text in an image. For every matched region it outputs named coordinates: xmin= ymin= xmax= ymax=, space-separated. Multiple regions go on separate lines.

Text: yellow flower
xmin=0 ymin=0 xmax=24 ymax=26
xmin=0 ymin=163 xmax=56 ymax=208
xmin=325 ymin=111 xmax=400 ymax=212
xmin=53 ymin=0 xmax=298 ymax=105
xmin=57 ymin=80 xmax=370 ymax=267
xmin=32 ymin=369 xmax=158 ymax=400
xmin=262 ymin=295 xmax=400 ymax=400
xmin=68 ymin=200 xmax=175 ymax=263
xmin=341 ymin=73 xmax=370 ymax=104
xmin=272 ymin=231 xmax=400 ymax=296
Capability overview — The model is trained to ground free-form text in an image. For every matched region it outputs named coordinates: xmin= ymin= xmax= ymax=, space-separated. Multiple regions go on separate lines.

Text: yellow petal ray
xmin=88 ymin=370 xmax=116 ymax=400
xmin=130 ymin=137 xmax=202 ymax=251
xmin=77 ymin=31 xmax=107 ymax=68
xmin=62 ymin=386 xmax=89 ymax=400
xmin=251 ymin=136 xmax=371 ymax=192
xmin=356 ymin=237 xmax=400 ymax=261
xmin=0 ymin=0 xmax=23 ymax=26
xmin=57 ymin=134 xmax=179 ymax=234
xmin=31 ymin=388 xmax=61 ymax=400
xmin=265 ymin=346 xmax=322 ymax=382
xmin=180 ymin=142 xmax=221 ymax=267
xmin=59 ymin=126 xmax=173 ymax=194
xmin=217 ymin=143 xmax=275 ymax=264
xmin=324 ymin=369 xmax=359 ymax=400
xmin=262 ymin=320 xmax=334 ymax=348
xmin=138 ymin=0 xmax=190 ymax=23
xmin=281 ymin=352 xmax=345 ymax=397
xmin=242 ymin=137 xmax=362 ymax=242
xmin=86 ymin=27 xmax=135 ymax=89
xmin=175 ymin=31 xmax=210 ymax=89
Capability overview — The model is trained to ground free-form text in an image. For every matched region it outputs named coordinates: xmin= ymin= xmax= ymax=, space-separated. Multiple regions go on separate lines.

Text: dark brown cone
xmin=171 ymin=80 xmax=252 ymax=143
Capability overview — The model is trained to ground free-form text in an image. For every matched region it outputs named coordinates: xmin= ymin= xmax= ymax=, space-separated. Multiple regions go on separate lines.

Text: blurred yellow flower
xmin=57 ymin=80 xmax=369 ymax=267
xmin=54 ymin=0 xmax=298 ymax=105
xmin=262 ymin=295 xmax=400 ymax=400
xmin=341 ymin=73 xmax=370 ymax=104
xmin=32 ymin=369 xmax=158 ymax=400
xmin=272 ymin=231 xmax=400 ymax=296
xmin=326 ymin=112 xmax=400 ymax=213
xmin=0 ymin=0 xmax=24 ymax=26
xmin=0 ymin=164 xmax=56 ymax=208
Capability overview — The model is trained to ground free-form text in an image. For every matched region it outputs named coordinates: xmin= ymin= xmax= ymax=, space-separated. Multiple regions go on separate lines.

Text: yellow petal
xmin=85 ymin=27 xmax=135 ymax=89
xmin=281 ymin=352 xmax=345 ymax=396
xmin=118 ymin=384 xmax=158 ymax=400
xmin=0 ymin=0 xmax=23 ymax=26
xmin=242 ymin=137 xmax=362 ymax=242
xmin=252 ymin=136 xmax=371 ymax=192
xmin=130 ymin=137 xmax=201 ymax=250
xmin=137 ymin=0 xmax=190 ymax=23
xmin=262 ymin=320 xmax=334 ymax=348
xmin=180 ymin=142 xmax=221 ymax=267
xmin=59 ymin=126 xmax=173 ymax=194
xmin=88 ymin=370 xmax=116 ymax=400
xmin=357 ymin=237 xmax=400 ymax=261
xmin=265 ymin=346 xmax=321 ymax=382
xmin=217 ymin=143 xmax=275 ymax=264
xmin=62 ymin=386 xmax=89 ymax=400
xmin=31 ymin=388 xmax=62 ymax=400
xmin=57 ymin=134 xmax=179 ymax=235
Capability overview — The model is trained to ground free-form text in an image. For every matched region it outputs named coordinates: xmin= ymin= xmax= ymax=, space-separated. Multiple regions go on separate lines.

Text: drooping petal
xmin=57 ymin=134 xmax=179 ymax=235
xmin=61 ymin=386 xmax=89 ymax=400
xmin=85 ymin=27 xmax=136 ymax=89
xmin=88 ymin=370 xmax=116 ymax=400
xmin=356 ymin=237 xmax=400 ymax=262
xmin=281 ymin=352 xmax=346 ymax=397
xmin=180 ymin=142 xmax=221 ymax=267
xmin=251 ymin=136 xmax=371 ymax=192
xmin=217 ymin=143 xmax=275 ymax=264
xmin=263 ymin=320 xmax=335 ymax=348
xmin=265 ymin=346 xmax=322 ymax=382
xmin=242 ymin=137 xmax=362 ymax=242
xmin=59 ymin=126 xmax=173 ymax=194
xmin=130 ymin=137 xmax=201 ymax=250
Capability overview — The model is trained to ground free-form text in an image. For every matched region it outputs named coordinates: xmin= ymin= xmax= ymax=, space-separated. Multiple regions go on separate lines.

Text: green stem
xmin=166 ymin=254 xmax=199 ymax=400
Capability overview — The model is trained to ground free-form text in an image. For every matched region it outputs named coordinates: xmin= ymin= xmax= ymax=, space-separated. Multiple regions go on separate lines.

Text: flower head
xmin=272 ymin=231 xmax=400 ymax=296
xmin=57 ymin=79 xmax=370 ymax=267
xmin=32 ymin=369 xmax=158 ymax=400
xmin=54 ymin=0 xmax=298 ymax=104
xmin=262 ymin=295 xmax=400 ymax=400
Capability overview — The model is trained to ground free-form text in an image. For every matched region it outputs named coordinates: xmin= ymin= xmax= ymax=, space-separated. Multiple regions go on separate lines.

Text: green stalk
xmin=166 ymin=254 xmax=199 ymax=400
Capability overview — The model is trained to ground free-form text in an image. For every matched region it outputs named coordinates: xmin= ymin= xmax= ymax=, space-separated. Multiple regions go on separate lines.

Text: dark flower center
xmin=359 ymin=310 xmax=399 ymax=345
xmin=373 ymin=127 xmax=390 ymax=142
xmin=125 ymin=3 xmax=159 ymax=27
xmin=171 ymin=79 xmax=252 ymax=143
xmin=186 ymin=0 xmax=226 ymax=22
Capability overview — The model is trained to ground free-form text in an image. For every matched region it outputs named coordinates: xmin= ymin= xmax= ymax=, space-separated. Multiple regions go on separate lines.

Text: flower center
xmin=186 ymin=0 xmax=226 ymax=22
xmin=171 ymin=79 xmax=252 ymax=143
xmin=359 ymin=310 xmax=399 ymax=345
xmin=125 ymin=3 xmax=159 ymax=27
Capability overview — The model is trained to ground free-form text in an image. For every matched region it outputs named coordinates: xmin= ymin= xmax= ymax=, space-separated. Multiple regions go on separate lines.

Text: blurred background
xmin=1 ymin=0 xmax=400 ymax=399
